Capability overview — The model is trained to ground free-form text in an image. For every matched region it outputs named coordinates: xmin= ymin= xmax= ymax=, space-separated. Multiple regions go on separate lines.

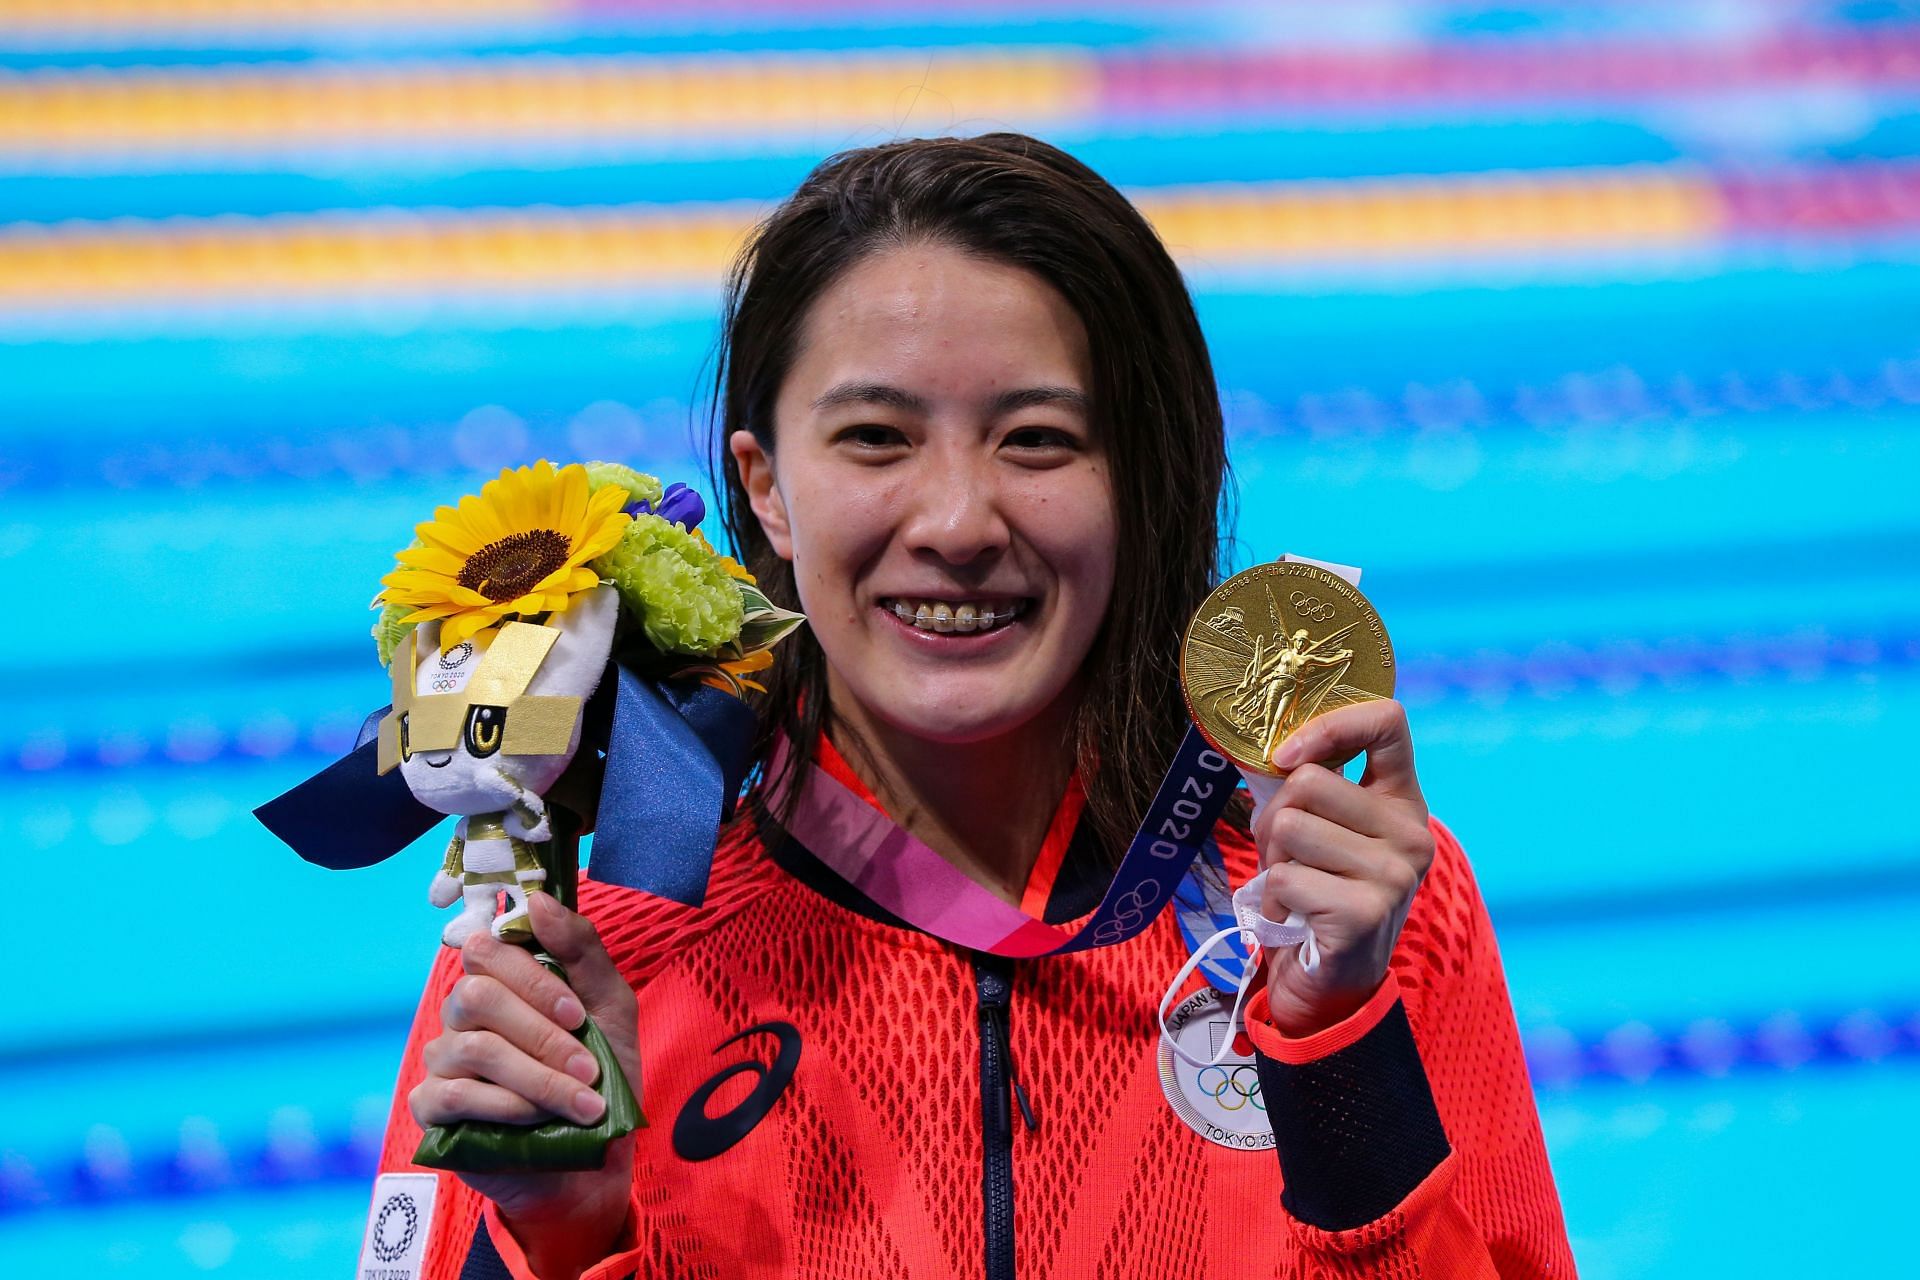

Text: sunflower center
xmin=458 ymin=528 xmax=572 ymax=602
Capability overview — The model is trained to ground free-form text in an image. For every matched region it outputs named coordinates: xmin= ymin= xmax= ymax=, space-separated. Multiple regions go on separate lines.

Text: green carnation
xmin=593 ymin=513 xmax=743 ymax=655
xmin=372 ymin=599 xmax=415 ymax=668
xmin=584 ymin=461 xmax=662 ymax=509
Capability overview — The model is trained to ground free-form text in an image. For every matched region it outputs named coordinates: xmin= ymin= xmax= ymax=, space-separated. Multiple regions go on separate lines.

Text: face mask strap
xmin=1158 ymin=924 xmax=1264 ymax=1070
xmin=1157 ymin=866 xmax=1329 ymax=1071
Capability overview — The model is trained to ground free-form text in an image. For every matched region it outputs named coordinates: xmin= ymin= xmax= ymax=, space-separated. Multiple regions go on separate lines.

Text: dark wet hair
xmin=708 ymin=132 xmax=1232 ymax=858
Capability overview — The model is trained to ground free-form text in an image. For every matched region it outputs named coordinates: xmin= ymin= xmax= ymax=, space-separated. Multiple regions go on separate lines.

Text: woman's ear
xmin=730 ymin=429 xmax=794 ymax=560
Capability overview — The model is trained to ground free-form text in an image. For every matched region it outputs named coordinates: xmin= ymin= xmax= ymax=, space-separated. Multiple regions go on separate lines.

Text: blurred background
xmin=3 ymin=1 xmax=1917 ymax=1275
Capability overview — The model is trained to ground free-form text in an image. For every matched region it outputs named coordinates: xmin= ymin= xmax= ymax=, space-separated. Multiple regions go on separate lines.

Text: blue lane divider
xmin=1525 ymin=1006 xmax=1920 ymax=1092
xmin=0 ymin=1111 xmax=384 ymax=1219
xmin=8 ymin=628 xmax=1915 ymax=780
xmin=4 ymin=1001 xmax=1914 ymax=1218
xmin=7 ymin=351 xmax=1920 ymax=497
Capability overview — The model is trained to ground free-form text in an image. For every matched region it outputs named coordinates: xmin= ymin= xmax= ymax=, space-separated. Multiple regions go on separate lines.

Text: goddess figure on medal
xmin=1230 ymin=625 xmax=1357 ymax=764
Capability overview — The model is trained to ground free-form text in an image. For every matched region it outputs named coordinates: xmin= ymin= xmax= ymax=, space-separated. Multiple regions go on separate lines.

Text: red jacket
xmin=372 ymin=758 xmax=1575 ymax=1279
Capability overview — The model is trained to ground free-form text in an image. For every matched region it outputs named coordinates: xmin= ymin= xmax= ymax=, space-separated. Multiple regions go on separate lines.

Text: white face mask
xmin=1157 ymin=771 xmax=1322 ymax=1069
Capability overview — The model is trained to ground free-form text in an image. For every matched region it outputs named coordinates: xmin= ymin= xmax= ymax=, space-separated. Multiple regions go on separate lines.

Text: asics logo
xmin=672 ymin=1021 xmax=802 ymax=1162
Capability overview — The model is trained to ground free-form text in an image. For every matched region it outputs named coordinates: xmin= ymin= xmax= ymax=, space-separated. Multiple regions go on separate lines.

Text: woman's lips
xmin=875 ymin=597 xmax=1034 ymax=649
xmin=877 ymin=596 xmax=1029 ymax=634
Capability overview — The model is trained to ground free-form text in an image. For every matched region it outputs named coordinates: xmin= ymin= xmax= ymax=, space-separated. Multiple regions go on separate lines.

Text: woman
xmin=382 ymin=134 xmax=1575 ymax=1279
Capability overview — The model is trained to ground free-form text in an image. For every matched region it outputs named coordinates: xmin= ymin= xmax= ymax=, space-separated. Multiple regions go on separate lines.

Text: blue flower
xmin=627 ymin=481 xmax=705 ymax=531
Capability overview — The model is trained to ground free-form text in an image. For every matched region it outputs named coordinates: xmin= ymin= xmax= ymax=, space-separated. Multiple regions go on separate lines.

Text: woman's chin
xmin=858 ymin=677 xmax=1076 ymax=749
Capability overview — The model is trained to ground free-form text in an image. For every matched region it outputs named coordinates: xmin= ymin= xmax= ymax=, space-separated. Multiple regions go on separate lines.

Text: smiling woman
xmin=715 ymin=137 xmax=1230 ymax=873
xmin=377 ymin=134 xmax=1575 ymax=1280
xmin=729 ymin=244 xmax=1119 ymax=899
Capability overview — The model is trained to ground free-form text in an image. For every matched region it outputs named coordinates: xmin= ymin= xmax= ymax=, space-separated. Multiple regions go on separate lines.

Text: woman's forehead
xmin=784 ymin=244 xmax=1091 ymax=405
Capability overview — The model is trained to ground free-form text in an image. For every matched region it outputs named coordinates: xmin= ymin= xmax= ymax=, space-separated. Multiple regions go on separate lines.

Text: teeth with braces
xmin=886 ymin=599 xmax=1026 ymax=633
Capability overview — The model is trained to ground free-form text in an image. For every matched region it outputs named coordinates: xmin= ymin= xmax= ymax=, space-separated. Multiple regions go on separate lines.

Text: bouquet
xmin=257 ymin=460 xmax=802 ymax=1172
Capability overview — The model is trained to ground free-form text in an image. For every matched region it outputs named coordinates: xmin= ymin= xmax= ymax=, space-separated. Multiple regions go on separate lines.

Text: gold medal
xmin=1181 ymin=561 xmax=1395 ymax=775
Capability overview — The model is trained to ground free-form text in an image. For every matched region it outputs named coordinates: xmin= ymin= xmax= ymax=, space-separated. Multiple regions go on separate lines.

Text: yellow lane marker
xmin=0 ymin=169 xmax=1723 ymax=305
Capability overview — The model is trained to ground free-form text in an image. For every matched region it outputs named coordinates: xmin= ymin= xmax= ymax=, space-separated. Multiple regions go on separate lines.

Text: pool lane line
xmin=0 ymin=166 xmax=1729 ymax=306
xmin=3 ymin=23 xmax=1920 ymax=151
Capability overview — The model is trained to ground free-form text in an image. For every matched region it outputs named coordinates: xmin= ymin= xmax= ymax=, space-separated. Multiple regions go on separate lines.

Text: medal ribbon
xmin=768 ymin=725 xmax=1237 ymax=957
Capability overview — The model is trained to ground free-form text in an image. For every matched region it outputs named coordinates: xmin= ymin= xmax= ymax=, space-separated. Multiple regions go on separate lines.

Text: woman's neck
xmin=824 ymin=688 xmax=1078 ymax=907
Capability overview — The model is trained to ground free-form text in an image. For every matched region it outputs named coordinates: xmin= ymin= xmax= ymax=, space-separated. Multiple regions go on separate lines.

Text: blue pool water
xmin=4 ymin=3 xmax=1917 ymax=1275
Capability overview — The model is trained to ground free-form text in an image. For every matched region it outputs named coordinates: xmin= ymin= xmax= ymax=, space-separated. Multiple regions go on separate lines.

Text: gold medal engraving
xmin=1181 ymin=561 xmax=1395 ymax=775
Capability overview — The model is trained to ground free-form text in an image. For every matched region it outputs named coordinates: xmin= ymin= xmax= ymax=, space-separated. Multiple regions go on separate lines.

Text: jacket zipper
xmin=974 ymin=951 xmax=1038 ymax=1280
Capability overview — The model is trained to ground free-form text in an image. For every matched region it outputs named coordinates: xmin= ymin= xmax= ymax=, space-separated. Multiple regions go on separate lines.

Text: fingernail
xmin=565 ymin=1051 xmax=598 ymax=1084
xmin=1269 ymin=739 xmax=1301 ymax=770
xmin=554 ymin=995 xmax=585 ymax=1028
xmin=574 ymin=1088 xmax=606 ymax=1123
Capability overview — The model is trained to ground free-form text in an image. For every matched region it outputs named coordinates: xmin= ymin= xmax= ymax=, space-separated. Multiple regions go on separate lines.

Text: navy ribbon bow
xmin=253 ymin=664 xmax=757 ymax=907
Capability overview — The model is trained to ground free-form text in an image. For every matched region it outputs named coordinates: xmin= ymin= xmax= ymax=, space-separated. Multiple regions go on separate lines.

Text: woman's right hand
xmin=409 ymin=891 xmax=640 ymax=1280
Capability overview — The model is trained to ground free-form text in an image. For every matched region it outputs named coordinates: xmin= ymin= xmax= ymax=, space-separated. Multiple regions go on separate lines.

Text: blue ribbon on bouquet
xmin=253 ymin=663 xmax=757 ymax=908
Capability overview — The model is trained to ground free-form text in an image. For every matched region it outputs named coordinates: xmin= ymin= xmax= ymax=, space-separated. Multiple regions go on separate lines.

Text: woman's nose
xmin=900 ymin=454 xmax=1011 ymax=566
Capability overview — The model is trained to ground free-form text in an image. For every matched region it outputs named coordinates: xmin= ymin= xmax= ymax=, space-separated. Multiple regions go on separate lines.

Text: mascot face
xmin=385 ymin=585 xmax=618 ymax=817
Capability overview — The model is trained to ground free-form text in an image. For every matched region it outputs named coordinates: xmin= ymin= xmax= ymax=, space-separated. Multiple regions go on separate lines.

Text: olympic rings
xmin=1195 ymin=1063 xmax=1265 ymax=1112
xmin=1090 ymin=881 xmax=1164 ymax=946
xmin=1288 ymin=591 xmax=1336 ymax=622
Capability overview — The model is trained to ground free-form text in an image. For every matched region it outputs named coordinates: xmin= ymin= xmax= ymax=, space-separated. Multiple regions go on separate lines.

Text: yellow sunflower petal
xmin=441 ymin=609 xmax=507 ymax=652
xmin=487 ymin=464 xmax=535 ymax=532
xmin=455 ymin=490 xmax=510 ymax=547
xmin=394 ymin=545 xmax=470 ymax=576
xmin=415 ymin=526 xmax=475 ymax=559
xmin=382 ymin=571 xmax=473 ymax=604
xmin=584 ymin=479 xmax=630 ymax=524
xmin=396 ymin=601 xmax=469 ymax=626
xmin=379 ymin=569 xmax=442 ymax=597
xmin=507 ymin=461 xmax=554 ymax=528
xmin=571 ymin=515 xmax=630 ymax=564
xmin=429 ymin=497 xmax=493 ymax=544
xmin=534 ymin=565 xmax=603 ymax=597
xmin=553 ymin=464 xmax=590 ymax=539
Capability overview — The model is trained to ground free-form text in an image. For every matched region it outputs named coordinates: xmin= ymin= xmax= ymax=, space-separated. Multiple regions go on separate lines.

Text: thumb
xmin=529 ymin=892 xmax=630 ymax=1024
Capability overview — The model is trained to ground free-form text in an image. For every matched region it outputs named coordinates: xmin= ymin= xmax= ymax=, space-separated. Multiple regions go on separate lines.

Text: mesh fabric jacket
xmin=373 ymin=776 xmax=1575 ymax=1279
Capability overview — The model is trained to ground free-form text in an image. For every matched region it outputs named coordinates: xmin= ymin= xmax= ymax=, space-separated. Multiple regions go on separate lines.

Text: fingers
xmin=415 ymin=1019 xmax=607 ymax=1127
xmin=1258 ymin=859 xmax=1354 ymax=920
xmin=1269 ymin=699 xmax=1422 ymax=800
xmin=1254 ymin=803 xmax=1374 ymax=878
xmin=528 ymin=893 xmax=629 ymax=1027
xmin=442 ymin=972 xmax=598 ymax=1086
xmin=463 ymin=927 xmax=586 ymax=1032
xmin=411 ymin=1072 xmax=582 ymax=1128
xmin=409 ymin=920 xmax=612 ymax=1132
xmin=1266 ymin=763 xmax=1394 ymax=841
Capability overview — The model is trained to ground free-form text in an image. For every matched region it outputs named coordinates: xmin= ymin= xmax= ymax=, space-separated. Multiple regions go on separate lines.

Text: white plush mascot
xmin=380 ymin=585 xmax=617 ymax=946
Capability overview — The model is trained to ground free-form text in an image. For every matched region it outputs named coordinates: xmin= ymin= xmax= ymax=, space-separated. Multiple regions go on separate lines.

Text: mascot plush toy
xmin=386 ymin=586 xmax=618 ymax=947
xmin=257 ymin=459 xmax=802 ymax=1173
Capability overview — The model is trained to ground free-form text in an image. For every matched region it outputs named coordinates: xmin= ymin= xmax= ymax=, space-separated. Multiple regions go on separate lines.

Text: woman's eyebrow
xmin=810 ymin=382 xmax=1088 ymax=415
xmin=992 ymin=385 xmax=1088 ymax=415
xmin=811 ymin=382 xmax=927 ymax=412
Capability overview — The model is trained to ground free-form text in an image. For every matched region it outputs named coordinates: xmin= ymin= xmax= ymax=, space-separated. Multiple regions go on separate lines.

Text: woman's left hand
xmin=1253 ymin=699 xmax=1435 ymax=1038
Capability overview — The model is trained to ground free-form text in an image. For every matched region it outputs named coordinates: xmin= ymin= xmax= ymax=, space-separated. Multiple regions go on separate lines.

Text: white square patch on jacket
xmin=358 ymin=1173 xmax=438 ymax=1280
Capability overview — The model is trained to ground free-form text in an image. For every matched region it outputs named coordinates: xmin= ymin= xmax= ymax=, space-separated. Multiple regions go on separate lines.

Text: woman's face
xmin=732 ymin=242 xmax=1117 ymax=748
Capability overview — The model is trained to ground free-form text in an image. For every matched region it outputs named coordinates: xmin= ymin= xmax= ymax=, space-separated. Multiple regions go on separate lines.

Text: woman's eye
xmin=837 ymin=424 xmax=907 ymax=450
xmin=1004 ymin=426 xmax=1078 ymax=453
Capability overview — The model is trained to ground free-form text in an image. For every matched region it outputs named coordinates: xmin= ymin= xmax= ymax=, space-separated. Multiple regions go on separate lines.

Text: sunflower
xmin=378 ymin=460 xmax=631 ymax=653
